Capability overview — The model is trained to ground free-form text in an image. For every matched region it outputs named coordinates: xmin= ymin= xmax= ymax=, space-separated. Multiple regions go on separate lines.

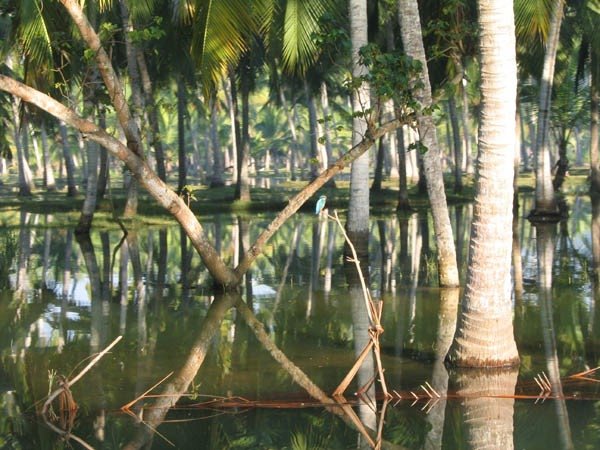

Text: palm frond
xmin=514 ymin=0 xmax=555 ymax=43
xmin=281 ymin=0 xmax=332 ymax=75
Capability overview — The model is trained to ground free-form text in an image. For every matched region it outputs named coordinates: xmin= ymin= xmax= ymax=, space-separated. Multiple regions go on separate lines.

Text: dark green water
xmin=1 ymin=195 xmax=599 ymax=449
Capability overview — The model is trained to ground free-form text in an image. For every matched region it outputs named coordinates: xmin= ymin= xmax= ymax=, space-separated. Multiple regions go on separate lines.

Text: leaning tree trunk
xmin=397 ymin=0 xmax=459 ymax=287
xmin=446 ymin=0 xmax=520 ymax=367
xmin=348 ymin=0 xmax=371 ymax=257
xmin=531 ymin=0 xmax=564 ymax=217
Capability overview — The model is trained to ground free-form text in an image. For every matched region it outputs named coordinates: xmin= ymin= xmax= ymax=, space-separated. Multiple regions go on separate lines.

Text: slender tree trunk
xmin=137 ymin=48 xmax=166 ymax=182
xmin=96 ymin=107 xmax=108 ymax=202
xmin=320 ymin=81 xmax=335 ymax=187
xmin=223 ymin=73 xmax=239 ymax=184
xmin=305 ymin=79 xmax=321 ymax=180
xmin=28 ymin=121 xmax=43 ymax=178
xmin=280 ymin=87 xmax=298 ymax=181
xmin=209 ymin=96 xmax=225 ymax=187
xmin=446 ymin=0 xmax=520 ymax=367
xmin=119 ymin=0 xmax=144 ymax=218
xmin=397 ymin=0 xmax=459 ymax=287
xmin=177 ymin=74 xmax=187 ymax=194
xmin=234 ymin=68 xmax=251 ymax=201
xmin=531 ymin=0 xmax=564 ymax=217
xmin=448 ymin=96 xmax=463 ymax=193
xmin=59 ymin=121 xmax=78 ymax=196
xmin=396 ymin=126 xmax=412 ymax=211
xmin=348 ymin=0 xmax=371 ymax=252
xmin=461 ymin=78 xmax=474 ymax=174
xmin=40 ymin=118 xmax=56 ymax=191
xmin=590 ymin=52 xmax=600 ymax=193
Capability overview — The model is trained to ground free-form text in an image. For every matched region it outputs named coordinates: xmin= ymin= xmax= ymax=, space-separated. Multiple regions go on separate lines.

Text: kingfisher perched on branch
xmin=315 ymin=195 xmax=327 ymax=215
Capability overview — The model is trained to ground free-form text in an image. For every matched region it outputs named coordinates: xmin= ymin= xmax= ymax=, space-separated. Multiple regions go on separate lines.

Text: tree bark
xmin=446 ymin=0 xmax=519 ymax=367
xmin=397 ymin=0 xmax=459 ymax=287
xmin=348 ymin=0 xmax=371 ymax=247
xmin=234 ymin=63 xmax=251 ymax=201
xmin=531 ymin=0 xmax=564 ymax=217
xmin=59 ymin=120 xmax=78 ymax=196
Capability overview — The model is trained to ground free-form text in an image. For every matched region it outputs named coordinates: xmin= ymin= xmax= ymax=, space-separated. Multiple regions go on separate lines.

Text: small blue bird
xmin=315 ymin=195 xmax=327 ymax=215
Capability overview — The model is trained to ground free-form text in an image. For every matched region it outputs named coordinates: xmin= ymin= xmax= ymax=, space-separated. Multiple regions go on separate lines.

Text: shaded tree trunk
xmin=234 ymin=62 xmax=251 ymax=201
xmin=40 ymin=118 xmax=56 ymax=191
xmin=177 ymin=74 xmax=187 ymax=194
xmin=59 ymin=121 xmax=78 ymax=196
xmin=448 ymin=96 xmax=463 ymax=193
xmin=348 ymin=0 xmax=371 ymax=250
xmin=530 ymin=0 xmax=564 ymax=217
xmin=397 ymin=0 xmax=458 ymax=287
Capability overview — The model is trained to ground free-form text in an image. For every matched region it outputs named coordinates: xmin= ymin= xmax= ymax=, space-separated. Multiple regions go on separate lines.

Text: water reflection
xmin=0 ymin=196 xmax=599 ymax=448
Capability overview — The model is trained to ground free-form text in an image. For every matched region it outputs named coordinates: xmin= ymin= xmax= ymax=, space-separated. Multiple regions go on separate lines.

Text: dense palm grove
xmin=0 ymin=0 xmax=597 ymax=362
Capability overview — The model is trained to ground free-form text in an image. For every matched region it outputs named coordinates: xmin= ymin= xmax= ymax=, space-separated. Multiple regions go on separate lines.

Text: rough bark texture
xmin=397 ymin=0 xmax=459 ymax=287
xmin=446 ymin=0 xmax=519 ymax=367
xmin=348 ymin=0 xmax=371 ymax=237
xmin=531 ymin=0 xmax=564 ymax=216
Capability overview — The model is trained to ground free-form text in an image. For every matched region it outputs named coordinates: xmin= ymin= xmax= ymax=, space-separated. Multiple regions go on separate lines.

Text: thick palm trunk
xmin=531 ymin=0 xmax=564 ymax=217
xmin=397 ymin=0 xmax=458 ymax=287
xmin=446 ymin=0 xmax=519 ymax=367
xmin=348 ymin=0 xmax=371 ymax=247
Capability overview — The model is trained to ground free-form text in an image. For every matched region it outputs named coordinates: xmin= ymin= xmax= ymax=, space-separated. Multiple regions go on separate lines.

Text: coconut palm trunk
xmin=347 ymin=0 xmax=371 ymax=252
xmin=397 ymin=0 xmax=459 ymax=287
xmin=446 ymin=0 xmax=519 ymax=367
xmin=531 ymin=0 xmax=564 ymax=217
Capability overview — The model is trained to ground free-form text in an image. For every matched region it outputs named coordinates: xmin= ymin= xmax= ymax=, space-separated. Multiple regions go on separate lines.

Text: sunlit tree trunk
xmin=531 ymin=0 xmax=564 ymax=217
xmin=397 ymin=0 xmax=459 ymax=287
xmin=209 ymin=96 xmax=225 ymax=187
xmin=348 ymin=0 xmax=371 ymax=252
xmin=461 ymin=78 xmax=474 ymax=174
xmin=446 ymin=0 xmax=519 ymax=367
xmin=11 ymin=97 xmax=35 ymax=196
xmin=40 ymin=118 xmax=56 ymax=191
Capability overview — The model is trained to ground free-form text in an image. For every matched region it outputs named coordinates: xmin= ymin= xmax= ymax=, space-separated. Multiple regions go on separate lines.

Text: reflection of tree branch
xmin=122 ymin=293 xmax=239 ymax=450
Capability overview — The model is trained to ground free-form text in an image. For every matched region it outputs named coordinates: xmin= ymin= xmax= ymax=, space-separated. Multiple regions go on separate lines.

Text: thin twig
xmin=121 ymin=371 xmax=174 ymax=412
xmin=42 ymin=335 xmax=122 ymax=416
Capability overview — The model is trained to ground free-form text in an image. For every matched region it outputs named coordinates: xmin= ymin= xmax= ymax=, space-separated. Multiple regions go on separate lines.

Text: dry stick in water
xmin=42 ymin=335 xmax=123 ymax=416
xmin=328 ymin=211 xmax=389 ymax=398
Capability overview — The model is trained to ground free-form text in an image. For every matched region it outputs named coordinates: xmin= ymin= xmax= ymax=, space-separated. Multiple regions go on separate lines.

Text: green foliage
xmin=357 ymin=43 xmax=425 ymax=121
xmin=128 ymin=16 xmax=165 ymax=44
xmin=0 ymin=229 xmax=15 ymax=290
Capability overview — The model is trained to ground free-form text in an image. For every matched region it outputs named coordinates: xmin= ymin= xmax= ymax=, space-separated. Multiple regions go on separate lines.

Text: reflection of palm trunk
xmin=16 ymin=212 xmax=31 ymax=294
xmin=536 ymin=223 xmax=574 ymax=450
xmin=451 ymin=368 xmax=518 ymax=449
xmin=345 ymin=255 xmax=376 ymax=433
xmin=424 ymin=288 xmax=459 ymax=450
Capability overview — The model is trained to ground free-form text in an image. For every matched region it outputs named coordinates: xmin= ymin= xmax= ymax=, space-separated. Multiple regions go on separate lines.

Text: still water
xmin=1 ymin=194 xmax=599 ymax=449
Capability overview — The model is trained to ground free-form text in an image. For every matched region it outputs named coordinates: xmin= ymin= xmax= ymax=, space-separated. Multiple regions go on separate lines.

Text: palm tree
xmin=446 ymin=0 xmax=519 ymax=367
xmin=347 ymin=0 xmax=371 ymax=252
xmin=397 ymin=0 xmax=459 ymax=287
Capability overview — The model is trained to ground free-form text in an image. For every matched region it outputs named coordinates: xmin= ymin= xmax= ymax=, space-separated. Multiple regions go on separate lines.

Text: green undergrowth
xmin=0 ymin=170 xmax=591 ymax=229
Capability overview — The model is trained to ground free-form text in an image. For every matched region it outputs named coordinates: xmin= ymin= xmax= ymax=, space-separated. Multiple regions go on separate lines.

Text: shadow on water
xmin=2 ymin=196 xmax=600 ymax=448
